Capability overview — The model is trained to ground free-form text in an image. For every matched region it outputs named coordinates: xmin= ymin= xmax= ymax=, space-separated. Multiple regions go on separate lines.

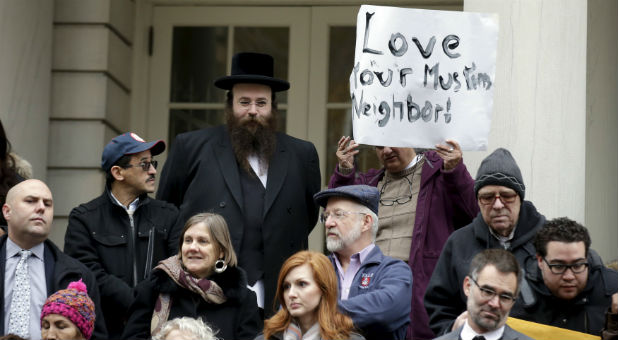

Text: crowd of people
xmin=0 ymin=52 xmax=616 ymax=340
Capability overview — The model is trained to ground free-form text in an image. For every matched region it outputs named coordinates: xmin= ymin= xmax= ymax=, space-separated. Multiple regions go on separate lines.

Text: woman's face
xmin=181 ymin=222 xmax=223 ymax=279
xmin=283 ymin=264 xmax=322 ymax=329
xmin=41 ymin=314 xmax=84 ymax=340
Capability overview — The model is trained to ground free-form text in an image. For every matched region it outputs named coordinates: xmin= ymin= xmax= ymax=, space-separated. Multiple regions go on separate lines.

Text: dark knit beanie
xmin=474 ymin=148 xmax=525 ymax=200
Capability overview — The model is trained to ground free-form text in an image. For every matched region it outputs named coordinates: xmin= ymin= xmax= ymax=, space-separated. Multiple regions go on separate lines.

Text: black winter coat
xmin=122 ymin=265 xmax=262 ymax=340
xmin=424 ymin=201 xmax=545 ymax=336
xmin=0 ymin=236 xmax=108 ymax=339
xmin=511 ymin=249 xmax=618 ymax=335
xmin=64 ymin=188 xmax=180 ymax=338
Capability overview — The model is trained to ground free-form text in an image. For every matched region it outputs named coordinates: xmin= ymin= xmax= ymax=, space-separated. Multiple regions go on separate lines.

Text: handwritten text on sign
xmin=350 ymin=6 xmax=499 ymax=150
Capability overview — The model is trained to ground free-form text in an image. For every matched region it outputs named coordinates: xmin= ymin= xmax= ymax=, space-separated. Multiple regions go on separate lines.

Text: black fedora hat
xmin=214 ymin=52 xmax=290 ymax=92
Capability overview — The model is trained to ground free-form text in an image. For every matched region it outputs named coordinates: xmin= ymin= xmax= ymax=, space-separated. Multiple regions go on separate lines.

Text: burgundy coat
xmin=328 ymin=150 xmax=478 ymax=340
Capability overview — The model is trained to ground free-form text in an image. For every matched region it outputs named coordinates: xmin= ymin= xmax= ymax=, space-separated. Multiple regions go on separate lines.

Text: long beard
xmin=227 ymin=108 xmax=277 ymax=177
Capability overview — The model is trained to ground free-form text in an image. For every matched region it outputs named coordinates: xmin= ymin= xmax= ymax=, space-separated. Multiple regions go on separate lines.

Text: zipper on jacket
xmin=129 ymin=214 xmax=138 ymax=287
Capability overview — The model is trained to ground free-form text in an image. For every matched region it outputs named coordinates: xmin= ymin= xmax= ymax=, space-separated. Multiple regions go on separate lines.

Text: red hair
xmin=263 ymin=251 xmax=355 ymax=339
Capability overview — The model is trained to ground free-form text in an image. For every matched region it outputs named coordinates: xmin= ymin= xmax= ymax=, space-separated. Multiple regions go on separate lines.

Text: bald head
xmin=2 ymin=179 xmax=54 ymax=249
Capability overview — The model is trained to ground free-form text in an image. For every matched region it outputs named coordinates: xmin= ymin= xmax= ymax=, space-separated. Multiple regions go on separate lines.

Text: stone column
xmin=0 ymin=1 xmax=53 ymax=180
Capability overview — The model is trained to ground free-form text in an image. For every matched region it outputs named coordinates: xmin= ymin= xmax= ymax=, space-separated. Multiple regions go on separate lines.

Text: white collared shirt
xmin=460 ymin=319 xmax=505 ymax=340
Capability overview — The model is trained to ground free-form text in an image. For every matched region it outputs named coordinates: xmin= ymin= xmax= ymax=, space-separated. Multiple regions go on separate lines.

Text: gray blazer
xmin=433 ymin=324 xmax=536 ymax=340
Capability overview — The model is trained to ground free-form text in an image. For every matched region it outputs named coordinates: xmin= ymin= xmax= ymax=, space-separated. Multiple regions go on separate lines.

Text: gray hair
xmin=357 ymin=204 xmax=379 ymax=241
xmin=152 ymin=317 xmax=218 ymax=340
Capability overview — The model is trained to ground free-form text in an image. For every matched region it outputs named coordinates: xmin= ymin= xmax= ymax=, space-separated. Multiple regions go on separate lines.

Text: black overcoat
xmin=122 ymin=265 xmax=261 ymax=340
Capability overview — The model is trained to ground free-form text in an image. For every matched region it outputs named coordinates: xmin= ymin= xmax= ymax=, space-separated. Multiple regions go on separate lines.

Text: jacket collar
xmin=473 ymin=200 xmax=545 ymax=250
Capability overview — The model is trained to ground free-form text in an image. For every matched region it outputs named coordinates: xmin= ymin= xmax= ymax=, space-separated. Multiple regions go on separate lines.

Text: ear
xmin=2 ymin=204 xmax=10 ymax=222
xmin=463 ymin=276 xmax=471 ymax=297
xmin=110 ymin=165 xmax=125 ymax=181
xmin=536 ymin=254 xmax=543 ymax=268
xmin=219 ymin=250 xmax=224 ymax=260
xmin=361 ymin=214 xmax=372 ymax=233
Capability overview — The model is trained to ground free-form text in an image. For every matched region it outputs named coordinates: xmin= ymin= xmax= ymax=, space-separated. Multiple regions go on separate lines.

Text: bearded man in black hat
xmin=157 ymin=52 xmax=321 ymax=317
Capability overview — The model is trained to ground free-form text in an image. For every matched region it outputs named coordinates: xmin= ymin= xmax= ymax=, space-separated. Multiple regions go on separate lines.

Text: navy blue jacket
xmin=330 ymin=246 xmax=412 ymax=340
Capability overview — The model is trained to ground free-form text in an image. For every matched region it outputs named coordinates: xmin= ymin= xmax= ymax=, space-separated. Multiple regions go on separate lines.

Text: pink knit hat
xmin=40 ymin=279 xmax=95 ymax=339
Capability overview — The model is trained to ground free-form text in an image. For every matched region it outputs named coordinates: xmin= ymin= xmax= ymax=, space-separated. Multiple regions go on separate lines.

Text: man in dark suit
xmin=1 ymin=179 xmax=107 ymax=339
xmin=157 ymin=52 xmax=321 ymax=316
xmin=434 ymin=249 xmax=534 ymax=340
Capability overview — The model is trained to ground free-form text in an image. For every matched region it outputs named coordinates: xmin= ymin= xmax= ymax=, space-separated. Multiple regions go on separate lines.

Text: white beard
xmin=326 ymin=220 xmax=362 ymax=253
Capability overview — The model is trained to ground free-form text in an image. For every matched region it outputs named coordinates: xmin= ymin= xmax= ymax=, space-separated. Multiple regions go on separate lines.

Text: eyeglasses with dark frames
xmin=542 ymin=257 xmax=589 ymax=275
xmin=477 ymin=191 xmax=518 ymax=205
xmin=319 ymin=210 xmax=366 ymax=224
xmin=379 ymin=176 xmax=413 ymax=206
xmin=469 ymin=276 xmax=516 ymax=305
xmin=125 ymin=160 xmax=158 ymax=172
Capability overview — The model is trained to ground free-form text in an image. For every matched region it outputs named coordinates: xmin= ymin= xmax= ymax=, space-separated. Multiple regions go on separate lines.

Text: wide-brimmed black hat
xmin=214 ymin=52 xmax=290 ymax=92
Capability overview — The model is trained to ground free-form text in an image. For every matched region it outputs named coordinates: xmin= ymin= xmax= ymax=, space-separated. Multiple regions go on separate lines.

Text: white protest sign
xmin=350 ymin=5 xmax=499 ymax=150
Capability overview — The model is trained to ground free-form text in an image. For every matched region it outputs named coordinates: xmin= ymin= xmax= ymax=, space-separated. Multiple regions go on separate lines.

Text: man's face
xmin=477 ymin=185 xmax=521 ymax=237
xmin=323 ymin=197 xmax=366 ymax=253
xmin=537 ymin=241 xmax=588 ymax=300
xmin=2 ymin=179 xmax=54 ymax=247
xmin=375 ymin=146 xmax=416 ymax=173
xmin=119 ymin=150 xmax=157 ymax=194
xmin=231 ymin=83 xmax=273 ymax=133
xmin=464 ymin=265 xmax=518 ymax=333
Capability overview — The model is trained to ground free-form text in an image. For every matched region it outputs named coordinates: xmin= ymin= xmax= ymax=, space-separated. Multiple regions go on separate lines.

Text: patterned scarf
xmin=283 ymin=322 xmax=322 ymax=340
xmin=150 ymin=255 xmax=227 ymax=335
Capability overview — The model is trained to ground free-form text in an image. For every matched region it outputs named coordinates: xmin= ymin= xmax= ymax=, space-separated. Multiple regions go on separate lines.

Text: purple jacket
xmin=328 ymin=151 xmax=478 ymax=340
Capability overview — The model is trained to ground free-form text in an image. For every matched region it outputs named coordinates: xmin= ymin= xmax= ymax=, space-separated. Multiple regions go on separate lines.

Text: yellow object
xmin=507 ymin=317 xmax=600 ymax=340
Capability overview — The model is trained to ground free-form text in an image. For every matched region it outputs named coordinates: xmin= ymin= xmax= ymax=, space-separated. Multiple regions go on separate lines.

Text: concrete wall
xmin=462 ymin=1 xmax=597 ymax=248
xmin=0 ymin=1 xmax=53 ymax=181
xmin=585 ymin=0 xmax=618 ymax=262
xmin=48 ymin=0 xmax=135 ymax=248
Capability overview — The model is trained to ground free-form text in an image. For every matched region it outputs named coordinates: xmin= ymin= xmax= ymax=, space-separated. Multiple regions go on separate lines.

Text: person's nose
xmin=562 ymin=268 xmax=576 ymax=280
xmin=288 ymin=285 xmax=298 ymax=299
xmin=383 ymin=146 xmax=393 ymax=155
xmin=148 ymin=163 xmax=157 ymax=175
xmin=35 ymin=200 xmax=46 ymax=213
xmin=487 ymin=294 xmax=501 ymax=309
xmin=324 ymin=215 xmax=336 ymax=229
xmin=46 ymin=327 xmax=58 ymax=340
xmin=247 ymin=102 xmax=259 ymax=117
xmin=492 ymin=195 xmax=505 ymax=209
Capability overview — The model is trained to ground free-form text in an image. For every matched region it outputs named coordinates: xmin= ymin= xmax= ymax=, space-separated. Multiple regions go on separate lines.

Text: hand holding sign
xmin=435 ymin=139 xmax=462 ymax=171
xmin=336 ymin=136 xmax=360 ymax=169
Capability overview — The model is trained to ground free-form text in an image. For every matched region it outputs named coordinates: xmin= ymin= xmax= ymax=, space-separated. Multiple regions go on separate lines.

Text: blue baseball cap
xmin=313 ymin=184 xmax=379 ymax=215
xmin=101 ymin=132 xmax=165 ymax=171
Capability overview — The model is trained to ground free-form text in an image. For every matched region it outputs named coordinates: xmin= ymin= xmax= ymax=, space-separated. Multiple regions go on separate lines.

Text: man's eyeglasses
xmin=238 ymin=99 xmax=269 ymax=108
xmin=477 ymin=191 xmax=518 ymax=205
xmin=319 ymin=210 xmax=366 ymax=223
xmin=469 ymin=276 xmax=516 ymax=305
xmin=125 ymin=160 xmax=158 ymax=171
xmin=542 ymin=257 xmax=589 ymax=275
xmin=379 ymin=176 xmax=413 ymax=206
